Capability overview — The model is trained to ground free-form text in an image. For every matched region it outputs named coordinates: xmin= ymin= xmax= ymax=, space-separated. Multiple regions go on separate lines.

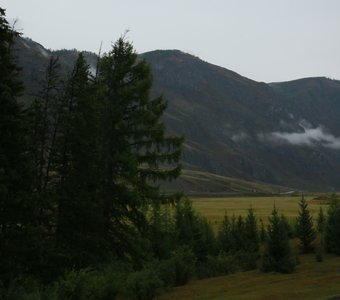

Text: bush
xmin=0 ymin=276 xmax=50 ymax=300
xmin=56 ymin=263 xmax=129 ymax=300
xmin=151 ymin=245 xmax=196 ymax=287
xmin=235 ymin=251 xmax=259 ymax=271
xmin=125 ymin=269 xmax=163 ymax=300
xmin=169 ymin=246 xmax=196 ymax=286
xmin=261 ymin=253 xmax=297 ymax=274
xmin=196 ymin=253 xmax=238 ymax=279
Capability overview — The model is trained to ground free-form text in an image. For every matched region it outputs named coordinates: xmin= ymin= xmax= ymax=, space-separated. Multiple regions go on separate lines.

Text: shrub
xmin=151 ymin=246 xmax=196 ymax=287
xmin=0 ymin=276 xmax=46 ymax=300
xmin=125 ymin=269 xmax=163 ymax=300
xmin=169 ymin=246 xmax=196 ymax=286
xmin=235 ymin=251 xmax=259 ymax=271
xmin=56 ymin=263 xmax=129 ymax=300
xmin=196 ymin=253 xmax=238 ymax=278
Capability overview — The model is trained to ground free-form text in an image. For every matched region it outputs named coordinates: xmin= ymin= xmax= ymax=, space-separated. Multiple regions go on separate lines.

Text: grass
xmin=190 ymin=195 xmax=328 ymax=230
xmin=163 ymin=169 xmax=292 ymax=195
xmin=159 ymin=194 xmax=338 ymax=300
xmin=159 ymin=254 xmax=340 ymax=300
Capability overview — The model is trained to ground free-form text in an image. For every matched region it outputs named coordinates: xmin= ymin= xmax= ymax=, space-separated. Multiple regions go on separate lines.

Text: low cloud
xmin=259 ymin=126 xmax=340 ymax=149
xmin=232 ymin=132 xmax=248 ymax=142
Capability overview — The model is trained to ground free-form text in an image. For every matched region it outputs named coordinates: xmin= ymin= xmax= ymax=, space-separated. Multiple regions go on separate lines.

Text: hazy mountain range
xmin=14 ymin=37 xmax=340 ymax=191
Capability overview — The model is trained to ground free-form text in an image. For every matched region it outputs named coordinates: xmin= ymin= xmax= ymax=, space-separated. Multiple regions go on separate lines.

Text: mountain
xmin=142 ymin=50 xmax=340 ymax=191
xmin=13 ymin=37 xmax=340 ymax=191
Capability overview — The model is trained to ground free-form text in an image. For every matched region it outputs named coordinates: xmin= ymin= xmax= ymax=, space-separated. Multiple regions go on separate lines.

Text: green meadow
xmin=159 ymin=195 xmax=339 ymax=300
xmin=160 ymin=254 xmax=340 ymax=300
xmin=191 ymin=195 xmax=328 ymax=230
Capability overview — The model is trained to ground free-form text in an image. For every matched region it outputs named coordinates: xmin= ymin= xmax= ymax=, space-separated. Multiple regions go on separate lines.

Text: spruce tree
xmin=317 ymin=206 xmax=326 ymax=234
xmin=262 ymin=206 xmax=296 ymax=273
xmin=148 ymin=202 xmax=177 ymax=259
xmin=296 ymin=195 xmax=316 ymax=253
xmin=244 ymin=208 xmax=259 ymax=253
xmin=0 ymin=7 xmax=35 ymax=282
xmin=217 ymin=212 xmax=231 ymax=253
xmin=325 ymin=196 xmax=340 ymax=255
xmin=30 ymin=56 xmax=62 ymax=194
xmin=55 ymin=53 xmax=107 ymax=267
xmin=96 ymin=37 xmax=183 ymax=259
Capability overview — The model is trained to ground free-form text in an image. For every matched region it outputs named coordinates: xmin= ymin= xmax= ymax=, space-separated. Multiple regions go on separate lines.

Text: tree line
xmin=1 ymin=6 xmax=340 ymax=299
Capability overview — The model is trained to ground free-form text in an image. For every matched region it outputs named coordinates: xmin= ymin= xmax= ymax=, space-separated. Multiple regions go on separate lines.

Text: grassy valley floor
xmin=160 ymin=254 xmax=340 ymax=300
xmin=191 ymin=195 xmax=328 ymax=230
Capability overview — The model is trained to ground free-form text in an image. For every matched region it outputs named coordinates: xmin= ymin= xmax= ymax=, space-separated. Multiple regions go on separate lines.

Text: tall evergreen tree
xmin=55 ymin=53 xmax=107 ymax=267
xmin=217 ymin=212 xmax=231 ymax=253
xmin=317 ymin=206 xmax=326 ymax=234
xmin=0 ymin=7 xmax=35 ymax=282
xmin=148 ymin=202 xmax=177 ymax=259
xmin=325 ymin=196 xmax=340 ymax=255
xmin=244 ymin=208 xmax=259 ymax=253
xmin=96 ymin=37 xmax=183 ymax=259
xmin=31 ymin=56 xmax=62 ymax=194
xmin=296 ymin=195 xmax=316 ymax=253
xmin=262 ymin=206 xmax=296 ymax=273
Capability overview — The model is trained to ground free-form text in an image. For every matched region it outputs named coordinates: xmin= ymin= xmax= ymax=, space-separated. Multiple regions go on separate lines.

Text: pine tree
xmin=259 ymin=218 xmax=267 ymax=242
xmin=217 ymin=212 xmax=231 ymax=253
xmin=55 ymin=53 xmax=107 ymax=267
xmin=0 ymin=7 xmax=35 ymax=282
xmin=175 ymin=197 xmax=197 ymax=247
xmin=296 ymin=195 xmax=316 ymax=253
xmin=325 ymin=196 xmax=340 ymax=255
xmin=30 ymin=56 xmax=62 ymax=193
xmin=244 ymin=208 xmax=259 ymax=253
xmin=262 ymin=206 xmax=296 ymax=273
xmin=317 ymin=206 xmax=326 ymax=233
xmin=96 ymin=37 xmax=183 ymax=258
xmin=148 ymin=202 xmax=177 ymax=259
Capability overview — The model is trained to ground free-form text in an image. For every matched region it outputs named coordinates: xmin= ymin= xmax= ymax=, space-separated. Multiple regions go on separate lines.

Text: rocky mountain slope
xmin=14 ymin=37 xmax=340 ymax=191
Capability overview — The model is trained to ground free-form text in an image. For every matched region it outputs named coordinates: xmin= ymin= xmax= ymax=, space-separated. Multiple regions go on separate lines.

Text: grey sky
xmin=3 ymin=0 xmax=340 ymax=83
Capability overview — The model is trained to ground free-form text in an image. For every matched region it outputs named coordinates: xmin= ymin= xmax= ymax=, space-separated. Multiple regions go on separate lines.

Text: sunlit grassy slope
xmin=162 ymin=169 xmax=293 ymax=195
xmin=190 ymin=194 xmax=328 ymax=229
xmin=160 ymin=254 xmax=340 ymax=300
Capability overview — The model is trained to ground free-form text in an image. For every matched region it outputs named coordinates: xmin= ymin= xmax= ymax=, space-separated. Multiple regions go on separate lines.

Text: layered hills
xmin=14 ymin=37 xmax=340 ymax=191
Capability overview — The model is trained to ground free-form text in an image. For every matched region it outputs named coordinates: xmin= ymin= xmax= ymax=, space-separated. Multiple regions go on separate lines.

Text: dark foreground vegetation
xmin=1 ymin=7 xmax=340 ymax=299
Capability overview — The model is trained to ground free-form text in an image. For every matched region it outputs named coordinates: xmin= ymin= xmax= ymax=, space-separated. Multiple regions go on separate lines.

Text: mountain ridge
xmin=14 ymin=37 xmax=340 ymax=191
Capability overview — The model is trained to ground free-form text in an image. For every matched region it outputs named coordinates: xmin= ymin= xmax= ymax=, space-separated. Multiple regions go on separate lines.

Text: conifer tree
xmin=325 ymin=196 xmax=340 ymax=255
xmin=262 ymin=206 xmax=296 ymax=273
xmin=259 ymin=218 xmax=267 ymax=242
xmin=175 ymin=197 xmax=197 ymax=247
xmin=296 ymin=195 xmax=316 ymax=253
xmin=244 ymin=208 xmax=259 ymax=253
xmin=317 ymin=206 xmax=326 ymax=234
xmin=217 ymin=212 xmax=231 ymax=252
xmin=55 ymin=53 xmax=106 ymax=267
xmin=0 ymin=7 xmax=35 ymax=282
xmin=96 ymin=37 xmax=183 ymax=258
xmin=148 ymin=202 xmax=176 ymax=259
xmin=31 ymin=56 xmax=62 ymax=193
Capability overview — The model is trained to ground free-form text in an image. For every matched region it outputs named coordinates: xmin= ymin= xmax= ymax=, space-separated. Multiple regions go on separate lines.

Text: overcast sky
xmin=3 ymin=0 xmax=340 ymax=83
